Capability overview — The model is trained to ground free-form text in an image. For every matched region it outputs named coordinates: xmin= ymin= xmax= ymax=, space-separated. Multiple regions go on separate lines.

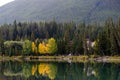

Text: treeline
xmin=0 ymin=18 xmax=120 ymax=56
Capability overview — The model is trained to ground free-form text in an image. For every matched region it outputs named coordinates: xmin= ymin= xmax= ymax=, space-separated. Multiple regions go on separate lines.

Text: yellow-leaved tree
xmin=38 ymin=42 xmax=46 ymax=54
xmin=32 ymin=42 xmax=36 ymax=53
xmin=37 ymin=38 xmax=57 ymax=54
xmin=32 ymin=42 xmax=38 ymax=53
xmin=47 ymin=38 xmax=58 ymax=54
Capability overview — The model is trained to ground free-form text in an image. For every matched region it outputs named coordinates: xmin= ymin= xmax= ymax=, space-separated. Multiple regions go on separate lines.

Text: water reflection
xmin=0 ymin=61 xmax=120 ymax=80
xmin=38 ymin=63 xmax=57 ymax=79
xmin=31 ymin=63 xmax=58 ymax=79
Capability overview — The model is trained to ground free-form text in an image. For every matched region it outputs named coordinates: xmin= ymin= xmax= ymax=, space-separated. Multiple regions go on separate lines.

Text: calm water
xmin=0 ymin=61 xmax=120 ymax=80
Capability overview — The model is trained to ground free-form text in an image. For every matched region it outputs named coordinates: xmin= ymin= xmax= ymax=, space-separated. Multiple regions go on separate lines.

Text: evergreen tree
xmin=13 ymin=20 xmax=18 ymax=40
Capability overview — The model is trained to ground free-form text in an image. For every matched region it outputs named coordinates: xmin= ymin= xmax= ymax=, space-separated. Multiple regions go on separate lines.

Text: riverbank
xmin=0 ymin=55 xmax=120 ymax=63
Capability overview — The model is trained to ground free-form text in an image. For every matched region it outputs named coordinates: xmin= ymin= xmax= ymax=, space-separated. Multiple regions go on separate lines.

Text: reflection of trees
xmin=3 ymin=62 xmax=58 ymax=80
xmin=0 ymin=61 xmax=25 ymax=80
xmin=3 ymin=62 xmax=32 ymax=78
xmin=31 ymin=64 xmax=37 ymax=76
xmin=38 ymin=63 xmax=57 ymax=80
xmin=94 ymin=63 xmax=120 ymax=80
xmin=22 ymin=63 xmax=32 ymax=78
xmin=1 ymin=61 xmax=120 ymax=80
xmin=31 ymin=63 xmax=58 ymax=80
xmin=56 ymin=62 xmax=120 ymax=80
xmin=83 ymin=62 xmax=97 ymax=80
xmin=0 ymin=62 xmax=6 ymax=80
xmin=4 ymin=61 xmax=23 ymax=76
xmin=56 ymin=63 xmax=85 ymax=80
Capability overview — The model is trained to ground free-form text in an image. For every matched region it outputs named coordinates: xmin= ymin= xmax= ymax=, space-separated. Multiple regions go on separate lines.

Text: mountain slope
xmin=84 ymin=0 xmax=120 ymax=23
xmin=0 ymin=0 xmax=120 ymax=24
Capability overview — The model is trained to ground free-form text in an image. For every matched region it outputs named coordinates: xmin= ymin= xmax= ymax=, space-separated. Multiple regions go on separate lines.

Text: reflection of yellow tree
xmin=31 ymin=65 xmax=37 ymax=75
xmin=38 ymin=63 xmax=57 ymax=80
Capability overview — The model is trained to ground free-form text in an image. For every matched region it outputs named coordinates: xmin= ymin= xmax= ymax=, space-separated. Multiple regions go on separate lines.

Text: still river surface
xmin=0 ymin=61 xmax=119 ymax=80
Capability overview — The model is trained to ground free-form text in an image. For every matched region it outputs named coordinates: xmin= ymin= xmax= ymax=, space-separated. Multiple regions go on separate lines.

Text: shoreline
xmin=0 ymin=55 xmax=120 ymax=63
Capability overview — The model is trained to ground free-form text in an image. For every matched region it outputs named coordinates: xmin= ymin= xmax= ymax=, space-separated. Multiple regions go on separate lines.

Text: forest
xmin=0 ymin=18 xmax=120 ymax=56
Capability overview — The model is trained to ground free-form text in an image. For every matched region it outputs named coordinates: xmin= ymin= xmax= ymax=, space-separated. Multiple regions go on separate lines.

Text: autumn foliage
xmin=32 ymin=42 xmax=36 ymax=53
xmin=32 ymin=38 xmax=58 ymax=54
xmin=38 ymin=63 xmax=57 ymax=79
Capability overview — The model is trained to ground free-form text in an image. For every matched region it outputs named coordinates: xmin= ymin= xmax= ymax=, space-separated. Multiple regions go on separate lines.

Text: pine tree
xmin=13 ymin=20 xmax=18 ymax=40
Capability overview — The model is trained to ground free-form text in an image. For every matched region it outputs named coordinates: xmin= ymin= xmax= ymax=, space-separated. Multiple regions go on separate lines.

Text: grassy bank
xmin=0 ymin=56 xmax=23 ymax=61
xmin=25 ymin=55 xmax=89 ymax=63
xmin=0 ymin=55 xmax=120 ymax=63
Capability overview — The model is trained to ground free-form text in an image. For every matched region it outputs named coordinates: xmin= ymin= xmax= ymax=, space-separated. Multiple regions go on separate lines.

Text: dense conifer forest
xmin=0 ymin=18 xmax=120 ymax=56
